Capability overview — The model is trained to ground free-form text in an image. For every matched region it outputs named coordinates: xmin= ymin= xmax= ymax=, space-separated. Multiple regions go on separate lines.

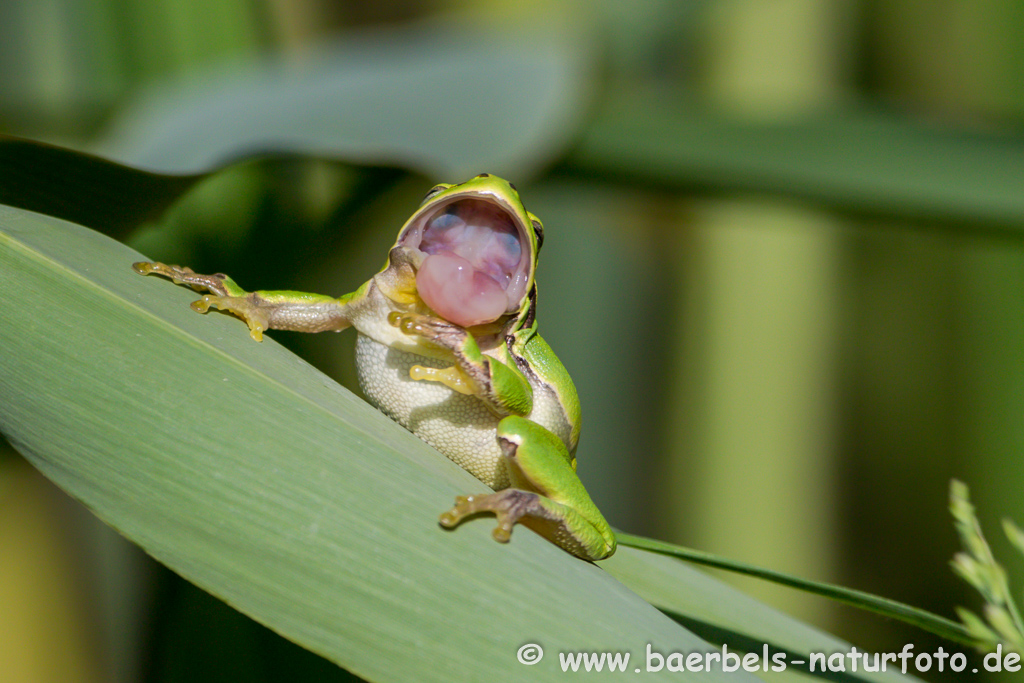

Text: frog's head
xmin=393 ymin=174 xmax=543 ymax=329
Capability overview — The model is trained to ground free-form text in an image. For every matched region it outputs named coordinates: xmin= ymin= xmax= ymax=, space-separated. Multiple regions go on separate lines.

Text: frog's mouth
xmin=398 ymin=196 xmax=532 ymax=328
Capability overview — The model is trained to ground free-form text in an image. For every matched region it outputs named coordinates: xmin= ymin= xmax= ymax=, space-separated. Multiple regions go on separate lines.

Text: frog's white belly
xmin=354 ymin=333 xmax=572 ymax=490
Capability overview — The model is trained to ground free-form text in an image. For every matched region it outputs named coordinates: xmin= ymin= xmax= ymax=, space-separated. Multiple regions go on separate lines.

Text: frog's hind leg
xmin=439 ymin=415 xmax=616 ymax=561
xmin=134 ymin=261 xmax=351 ymax=341
xmin=441 ymin=488 xmax=596 ymax=554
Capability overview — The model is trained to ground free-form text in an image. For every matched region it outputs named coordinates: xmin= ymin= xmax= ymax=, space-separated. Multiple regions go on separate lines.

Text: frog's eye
xmin=421 ymin=184 xmax=448 ymax=204
xmin=531 ymin=219 xmax=544 ymax=251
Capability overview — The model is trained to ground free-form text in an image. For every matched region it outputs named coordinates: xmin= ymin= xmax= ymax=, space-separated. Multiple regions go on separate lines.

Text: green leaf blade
xmin=565 ymin=92 xmax=1024 ymax=233
xmin=0 ymin=205 xmax=758 ymax=682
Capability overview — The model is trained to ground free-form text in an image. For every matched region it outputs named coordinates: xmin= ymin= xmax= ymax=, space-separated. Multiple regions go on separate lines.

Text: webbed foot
xmin=387 ymin=311 xmax=460 ymax=340
xmin=439 ymin=489 xmax=543 ymax=543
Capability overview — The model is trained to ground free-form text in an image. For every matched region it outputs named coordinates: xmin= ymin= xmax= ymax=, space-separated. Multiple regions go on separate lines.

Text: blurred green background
xmin=2 ymin=0 xmax=1024 ymax=681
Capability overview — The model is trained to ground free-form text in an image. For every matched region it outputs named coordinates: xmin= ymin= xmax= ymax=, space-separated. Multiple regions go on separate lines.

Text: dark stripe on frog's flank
xmin=507 ymin=335 xmax=534 ymax=379
xmin=522 ymin=285 xmax=537 ymax=331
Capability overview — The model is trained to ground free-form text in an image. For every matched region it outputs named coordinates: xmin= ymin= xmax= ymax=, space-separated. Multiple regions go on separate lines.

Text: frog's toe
xmin=491 ymin=521 xmax=513 ymax=543
xmin=388 ymin=312 xmax=429 ymax=336
xmin=438 ymin=495 xmax=472 ymax=528
xmin=132 ymin=261 xmax=160 ymax=275
xmin=189 ymin=294 xmax=216 ymax=313
xmin=133 ymin=261 xmax=193 ymax=279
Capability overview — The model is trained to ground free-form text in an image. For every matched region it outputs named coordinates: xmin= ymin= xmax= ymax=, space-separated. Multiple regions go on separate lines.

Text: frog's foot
xmin=409 ymin=364 xmax=474 ymax=394
xmin=133 ymin=262 xmax=236 ymax=297
xmin=133 ymin=261 xmax=269 ymax=341
xmin=440 ymin=489 xmax=555 ymax=544
xmin=191 ymin=294 xmax=271 ymax=341
xmin=387 ymin=311 xmax=461 ymax=342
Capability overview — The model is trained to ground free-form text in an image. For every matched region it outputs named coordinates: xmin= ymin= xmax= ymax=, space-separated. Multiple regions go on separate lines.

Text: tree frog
xmin=134 ymin=174 xmax=616 ymax=561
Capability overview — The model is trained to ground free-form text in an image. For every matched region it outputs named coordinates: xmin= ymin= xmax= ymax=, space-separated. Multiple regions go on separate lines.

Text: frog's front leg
xmin=440 ymin=416 xmax=616 ymax=561
xmin=388 ymin=311 xmax=532 ymax=417
xmin=133 ymin=262 xmax=352 ymax=341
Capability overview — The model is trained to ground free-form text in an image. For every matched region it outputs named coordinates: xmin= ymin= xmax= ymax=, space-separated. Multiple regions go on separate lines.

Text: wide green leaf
xmin=0 ymin=204 xmax=766 ymax=681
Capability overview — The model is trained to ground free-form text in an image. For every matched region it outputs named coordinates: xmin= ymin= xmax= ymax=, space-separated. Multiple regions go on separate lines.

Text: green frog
xmin=134 ymin=174 xmax=616 ymax=561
